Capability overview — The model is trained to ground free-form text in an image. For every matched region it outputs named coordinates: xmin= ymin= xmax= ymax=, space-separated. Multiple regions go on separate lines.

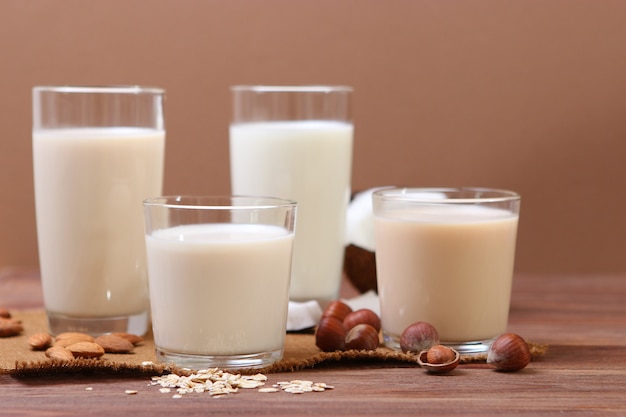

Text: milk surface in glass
xmin=230 ymin=120 xmax=353 ymax=303
xmin=375 ymin=205 xmax=518 ymax=345
xmin=33 ymin=127 xmax=165 ymax=320
xmin=145 ymin=223 xmax=294 ymax=355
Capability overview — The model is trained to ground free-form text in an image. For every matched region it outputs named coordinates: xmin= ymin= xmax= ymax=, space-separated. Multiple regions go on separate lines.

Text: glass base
xmin=155 ymin=347 xmax=283 ymax=371
xmin=47 ymin=310 xmax=150 ymax=337
xmin=383 ymin=330 xmax=495 ymax=356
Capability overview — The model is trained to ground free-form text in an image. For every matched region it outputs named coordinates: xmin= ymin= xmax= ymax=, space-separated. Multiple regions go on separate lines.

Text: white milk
xmin=230 ymin=121 xmax=353 ymax=302
xmin=374 ymin=205 xmax=518 ymax=343
xmin=145 ymin=223 xmax=294 ymax=355
xmin=33 ymin=127 xmax=165 ymax=318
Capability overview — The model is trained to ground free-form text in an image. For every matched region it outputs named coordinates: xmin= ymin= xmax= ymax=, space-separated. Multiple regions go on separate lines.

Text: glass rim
xmin=231 ymin=85 xmax=353 ymax=94
xmin=143 ymin=195 xmax=297 ymax=210
xmin=373 ymin=187 xmax=520 ymax=204
xmin=33 ymin=85 xmax=165 ymax=95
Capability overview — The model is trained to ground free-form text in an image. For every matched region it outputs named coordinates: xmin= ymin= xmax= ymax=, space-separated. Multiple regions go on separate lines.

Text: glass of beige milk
xmin=32 ymin=86 xmax=165 ymax=336
xmin=230 ymin=86 xmax=353 ymax=305
xmin=143 ymin=195 xmax=297 ymax=370
xmin=373 ymin=187 xmax=520 ymax=355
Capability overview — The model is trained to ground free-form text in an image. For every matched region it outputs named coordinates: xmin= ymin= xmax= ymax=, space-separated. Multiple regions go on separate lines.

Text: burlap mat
xmin=1 ymin=310 xmax=547 ymax=377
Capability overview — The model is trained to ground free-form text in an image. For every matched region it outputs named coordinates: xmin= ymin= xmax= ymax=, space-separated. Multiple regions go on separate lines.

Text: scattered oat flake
xmin=258 ymin=387 xmax=280 ymax=393
xmin=275 ymin=380 xmax=334 ymax=394
xmin=150 ymin=369 xmax=333 ymax=398
xmin=85 ymin=387 xmax=93 ymax=391
xmin=125 ymin=390 xmax=138 ymax=395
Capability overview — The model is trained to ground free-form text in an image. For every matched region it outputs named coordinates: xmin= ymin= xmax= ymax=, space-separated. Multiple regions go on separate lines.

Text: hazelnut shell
xmin=399 ymin=321 xmax=440 ymax=353
xmin=322 ymin=300 xmax=353 ymax=322
xmin=487 ymin=333 xmax=531 ymax=372
xmin=345 ymin=323 xmax=380 ymax=351
xmin=343 ymin=308 xmax=381 ymax=332
xmin=417 ymin=347 xmax=460 ymax=374
xmin=315 ymin=316 xmax=347 ymax=352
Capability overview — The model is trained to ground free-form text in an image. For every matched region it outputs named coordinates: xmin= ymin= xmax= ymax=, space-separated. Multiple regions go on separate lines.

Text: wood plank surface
xmin=1 ymin=269 xmax=625 ymax=416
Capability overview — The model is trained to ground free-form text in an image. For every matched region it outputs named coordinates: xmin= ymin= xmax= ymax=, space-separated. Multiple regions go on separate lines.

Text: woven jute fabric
xmin=1 ymin=310 xmax=547 ymax=377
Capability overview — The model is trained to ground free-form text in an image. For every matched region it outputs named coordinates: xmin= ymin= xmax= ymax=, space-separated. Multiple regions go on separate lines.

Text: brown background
xmin=1 ymin=0 xmax=625 ymax=274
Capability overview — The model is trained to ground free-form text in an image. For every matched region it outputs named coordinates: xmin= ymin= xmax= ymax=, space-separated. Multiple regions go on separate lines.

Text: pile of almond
xmin=0 ymin=307 xmax=23 ymax=337
xmin=28 ymin=331 xmax=144 ymax=361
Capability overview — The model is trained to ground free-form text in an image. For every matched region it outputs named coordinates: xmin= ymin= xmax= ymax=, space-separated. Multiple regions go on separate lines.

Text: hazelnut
xmin=343 ymin=308 xmax=381 ymax=332
xmin=315 ymin=316 xmax=347 ymax=352
xmin=322 ymin=300 xmax=353 ymax=322
xmin=399 ymin=321 xmax=440 ymax=353
xmin=417 ymin=345 xmax=460 ymax=374
xmin=426 ymin=344 xmax=456 ymax=364
xmin=0 ymin=307 xmax=11 ymax=319
xmin=487 ymin=333 xmax=531 ymax=372
xmin=345 ymin=323 xmax=379 ymax=351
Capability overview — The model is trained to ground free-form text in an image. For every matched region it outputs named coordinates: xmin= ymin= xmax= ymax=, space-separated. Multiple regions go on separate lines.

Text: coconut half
xmin=343 ymin=187 xmax=389 ymax=293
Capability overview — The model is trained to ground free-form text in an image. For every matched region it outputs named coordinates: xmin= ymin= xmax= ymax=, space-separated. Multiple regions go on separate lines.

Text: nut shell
xmin=315 ymin=317 xmax=347 ymax=352
xmin=344 ymin=323 xmax=379 ymax=351
xmin=343 ymin=309 xmax=381 ymax=332
xmin=417 ymin=346 xmax=460 ymax=374
xmin=400 ymin=321 xmax=440 ymax=353
xmin=344 ymin=244 xmax=378 ymax=293
xmin=487 ymin=333 xmax=531 ymax=372
xmin=322 ymin=300 xmax=353 ymax=322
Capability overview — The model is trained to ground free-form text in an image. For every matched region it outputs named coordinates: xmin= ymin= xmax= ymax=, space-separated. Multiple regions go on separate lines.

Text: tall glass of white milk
xmin=143 ymin=195 xmax=297 ymax=370
xmin=230 ymin=86 xmax=353 ymax=305
xmin=32 ymin=86 xmax=165 ymax=336
xmin=373 ymin=187 xmax=521 ymax=355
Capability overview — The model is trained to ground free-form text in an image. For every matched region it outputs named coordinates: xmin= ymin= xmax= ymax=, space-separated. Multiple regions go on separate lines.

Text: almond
xmin=95 ymin=334 xmax=134 ymax=353
xmin=28 ymin=332 xmax=53 ymax=350
xmin=55 ymin=332 xmax=95 ymax=343
xmin=0 ymin=307 xmax=11 ymax=318
xmin=111 ymin=332 xmax=144 ymax=346
xmin=0 ymin=317 xmax=23 ymax=337
xmin=55 ymin=336 xmax=96 ymax=348
xmin=66 ymin=341 xmax=105 ymax=358
xmin=45 ymin=346 xmax=75 ymax=361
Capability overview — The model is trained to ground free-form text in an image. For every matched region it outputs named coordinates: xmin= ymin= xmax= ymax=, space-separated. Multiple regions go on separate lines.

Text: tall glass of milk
xmin=230 ymin=86 xmax=353 ymax=305
xmin=32 ymin=86 xmax=165 ymax=336
xmin=143 ymin=195 xmax=297 ymax=370
xmin=373 ymin=187 xmax=521 ymax=355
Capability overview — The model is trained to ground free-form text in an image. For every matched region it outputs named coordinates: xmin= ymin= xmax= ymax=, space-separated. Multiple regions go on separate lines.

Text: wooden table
xmin=1 ymin=268 xmax=625 ymax=416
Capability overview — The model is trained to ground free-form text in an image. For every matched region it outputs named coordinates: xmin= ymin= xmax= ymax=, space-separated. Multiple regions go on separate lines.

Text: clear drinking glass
xmin=143 ymin=195 xmax=297 ymax=370
xmin=230 ymin=85 xmax=353 ymax=305
xmin=32 ymin=85 xmax=165 ymax=336
xmin=373 ymin=187 xmax=521 ymax=355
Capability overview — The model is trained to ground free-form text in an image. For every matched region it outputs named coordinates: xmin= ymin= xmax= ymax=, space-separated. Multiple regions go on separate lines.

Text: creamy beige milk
xmin=230 ymin=121 xmax=353 ymax=302
xmin=375 ymin=205 xmax=518 ymax=343
xmin=33 ymin=127 xmax=164 ymax=318
xmin=145 ymin=223 xmax=294 ymax=355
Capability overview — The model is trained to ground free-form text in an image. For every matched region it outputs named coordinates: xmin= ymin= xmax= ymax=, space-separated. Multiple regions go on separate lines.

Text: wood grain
xmin=1 ymin=270 xmax=626 ymax=416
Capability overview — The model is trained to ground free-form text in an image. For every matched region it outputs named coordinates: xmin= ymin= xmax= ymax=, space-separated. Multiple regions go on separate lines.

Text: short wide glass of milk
xmin=373 ymin=187 xmax=520 ymax=355
xmin=32 ymin=86 xmax=165 ymax=336
xmin=230 ymin=86 xmax=353 ymax=305
xmin=143 ymin=196 xmax=297 ymax=370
